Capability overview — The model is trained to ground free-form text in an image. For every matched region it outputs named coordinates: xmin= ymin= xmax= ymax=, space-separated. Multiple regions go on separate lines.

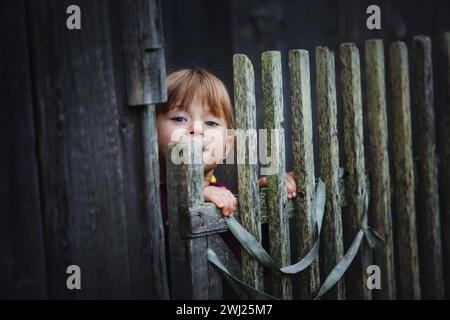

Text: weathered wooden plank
xmin=288 ymin=49 xmax=320 ymax=299
xmin=208 ymin=234 xmax=245 ymax=299
xmin=110 ymin=1 xmax=169 ymax=299
xmin=28 ymin=0 xmax=132 ymax=299
xmin=139 ymin=105 xmax=170 ymax=298
xmin=120 ymin=0 xmax=166 ymax=105
xmin=0 ymin=0 xmax=47 ymax=299
xmin=364 ymin=39 xmax=396 ymax=299
xmin=339 ymin=43 xmax=372 ymax=300
xmin=182 ymin=194 xmax=295 ymax=237
xmin=316 ymin=47 xmax=345 ymax=300
xmin=412 ymin=36 xmax=445 ymax=299
xmin=436 ymin=32 xmax=450 ymax=299
xmin=262 ymin=51 xmax=292 ymax=299
xmin=167 ymin=142 xmax=210 ymax=299
xmin=388 ymin=41 xmax=421 ymax=299
xmin=233 ymin=54 xmax=264 ymax=291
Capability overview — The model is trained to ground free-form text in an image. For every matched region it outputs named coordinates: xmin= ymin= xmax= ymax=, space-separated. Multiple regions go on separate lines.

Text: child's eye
xmin=205 ymin=120 xmax=219 ymax=127
xmin=171 ymin=116 xmax=188 ymax=123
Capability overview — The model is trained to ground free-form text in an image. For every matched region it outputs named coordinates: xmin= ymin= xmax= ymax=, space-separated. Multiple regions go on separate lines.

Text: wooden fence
xmin=165 ymin=33 xmax=450 ymax=300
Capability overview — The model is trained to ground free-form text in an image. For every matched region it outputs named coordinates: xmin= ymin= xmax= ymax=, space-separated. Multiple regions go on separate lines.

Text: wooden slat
xmin=389 ymin=41 xmax=421 ymax=299
xmin=28 ymin=0 xmax=133 ymax=299
xmin=182 ymin=194 xmax=295 ymax=237
xmin=120 ymin=0 xmax=166 ymax=105
xmin=167 ymin=142 xmax=210 ymax=299
xmin=139 ymin=105 xmax=170 ymax=298
xmin=412 ymin=36 xmax=445 ymax=299
xmin=339 ymin=43 xmax=372 ymax=300
xmin=436 ymin=32 xmax=450 ymax=299
xmin=364 ymin=39 xmax=396 ymax=299
xmin=233 ymin=54 xmax=264 ymax=290
xmin=316 ymin=47 xmax=345 ymax=300
xmin=208 ymin=234 xmax=244 ymax=299
xmin=262 ymin=51 xmax=292 ymax=299
xmin=0 ymin=0 xmax=47 ymax=299
xmin=118 ymin=0 xmax=170 ymax=299
xmin=288 ymin=49 xmax=320 ymax=299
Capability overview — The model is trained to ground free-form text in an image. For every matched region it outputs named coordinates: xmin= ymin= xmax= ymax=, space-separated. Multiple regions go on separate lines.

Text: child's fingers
xmin=285 ymin=174 xmax=297 ymax=198
xmin=222 ymin=196 xmax=232 ymax=216
xmin=258 ymin=176 xmax=267 ymax=188
xmin=215 ymin=189 xmax=231 ymax=217
xmin=225 ymin=191 xmax=237 ymax=216
xmin=224 ymin=190 xmax=237 ymax=217
xmin=209 ymin=193 xmax=225 ymax=208
xmin=205 ymin=186 xmax=237 ymax=217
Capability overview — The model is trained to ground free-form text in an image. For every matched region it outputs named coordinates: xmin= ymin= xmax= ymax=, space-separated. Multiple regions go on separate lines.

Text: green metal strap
xmin=207 ymin=249 xmax=279 ymax=300
xmin=207 ymin=177 xmax=384 ymax=299
xmin=224 ymin=178 xmax=326 ymax=274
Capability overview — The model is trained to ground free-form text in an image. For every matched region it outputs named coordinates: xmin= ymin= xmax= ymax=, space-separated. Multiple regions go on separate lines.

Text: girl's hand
xmin=204 ymin=186 xmax=237 ymax=217
xmin=258 ymin=171 xmax=297 ymax=199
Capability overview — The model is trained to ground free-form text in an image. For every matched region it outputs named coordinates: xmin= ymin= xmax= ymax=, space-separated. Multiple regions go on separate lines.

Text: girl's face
xmin=157 ymin=98 xmax=234 ymax=173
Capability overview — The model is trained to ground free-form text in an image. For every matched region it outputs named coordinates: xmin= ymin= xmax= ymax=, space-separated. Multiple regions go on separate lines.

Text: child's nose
xmin=188 ymin=120 xmax=204 ymax=136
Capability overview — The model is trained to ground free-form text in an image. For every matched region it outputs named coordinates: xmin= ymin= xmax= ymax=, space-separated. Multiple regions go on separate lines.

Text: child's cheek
xmin=203 ymin=128 xmax=227 ymax=164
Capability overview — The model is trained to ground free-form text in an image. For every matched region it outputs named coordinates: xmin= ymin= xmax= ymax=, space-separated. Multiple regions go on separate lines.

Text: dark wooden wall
xmin=0 ymin=0 xmax=168 ymax=299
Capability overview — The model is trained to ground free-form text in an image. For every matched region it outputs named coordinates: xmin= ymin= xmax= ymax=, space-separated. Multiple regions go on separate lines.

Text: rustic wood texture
xmin=119 ymin=0 xmax=169 ymax=299
xmin=364 ymin=39 xmax=396 ymax=299
xmin=182 ymin=193 xmax=295 ymax=237
xmin=27 ymin=0 xmax=137 ymax=299
xmin=120 ymin=0 xmax=166 ymax=106
xmin=233 ymin=54 xmax=264 ymax=291
xmin=288 ymin=49 xmax=320 ymax=299
xmin=436 ymin=32 xmax=450 ymax=299
xmin=166 ymin=142 xmax=211 ymax=299
xmin=1 ymin=0 xmax=172 ymax=300
xmin=388 ymin=41 xmax=421 ymax=299
xmin=139 ymin=106 xmax=170 ymax=298
xmin=412 ymin=36 xmax=445 ymax=299
xmin=339 ymin=43 xmax=372 ymax=300
xmin=0 ymin=0 xmax=47 ymax=299
xmin=316 ymin=47 xmax=345 ymax=300
xmin=208 ymin=234 xmax=244 ymax=299
xmin=262 ymin=51 xmax=292 ymax=299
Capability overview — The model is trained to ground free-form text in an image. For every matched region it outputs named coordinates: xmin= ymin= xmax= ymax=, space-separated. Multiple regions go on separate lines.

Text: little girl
xmin=156 ymin=68 xmax=296 ymax=257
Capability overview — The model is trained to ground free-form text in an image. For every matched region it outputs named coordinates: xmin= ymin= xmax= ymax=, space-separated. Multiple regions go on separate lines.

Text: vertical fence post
xmin=262 ymin=51 xmax=292 ymax=299
xmin=339 ymin=43 xmax=372 ymax=300
xmin=389 ymin=41 xmax=421 ymax=299
xmin=233 ymin=54 xmax=264 ymax=290
xmin=412 ymin=36 xmax=445 ymax=299
xmin=316 ymin=47 xmax=345 ymax=299
xmin=140 ymin=105 xmax=170 ymax=299
xmin=365 ymin=39 xmax=396 ymax=299
xmin=166 ymin=141 xmax=210 ymax=299
xmin=288 ymin=49 xmax=320 ymax=299
xmin=436 ymin=32 xmax=450 ymax=299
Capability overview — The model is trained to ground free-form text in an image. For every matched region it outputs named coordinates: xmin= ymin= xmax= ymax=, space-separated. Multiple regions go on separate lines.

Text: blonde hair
xmin=156 ymin=69 xmax=235 ymax=129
